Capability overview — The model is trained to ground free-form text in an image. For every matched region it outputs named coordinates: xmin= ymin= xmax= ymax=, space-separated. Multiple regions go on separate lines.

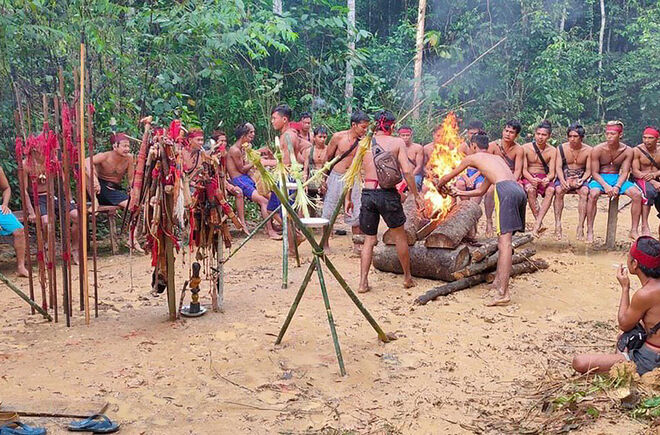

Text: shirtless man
xmin=573 ymin=236 xmax=660 ymax=376
xmin=211 ymin=130 xmax=246 ymax=228
xmin=181 ymin=128 xmax=206 ymax=181
xmin=321 ymin=110 xmax=370 ymax=253
xmin=432 ymin=145 xmax=527 ymax=307
xmin=0 ymin=167 xmax=29 ymax=277
xmin=23 ymin=149 xmax=79 ymax=263
xmin=299 ymin=112 xmax=314 ymax=143
xmin=521 ymin=120 xmax=556 ymax=237
xmin=87 ymin=133 xmax=134 ymax=209
xmin=632 ymin=126 xmax=660 ymax=238
xmin=227 ymin=122 xmax=280 ymax=239
xmin=553 ymin=123 xmax=592 ymax=240
xmin=458 ymin=119 xmax=485 ymax=156
xmin=302 ymin=125 xmax=328 ymax=213
xmin=398 ymin=125 xmax=424 ymax=190
xmin=586 ymin=121 xmax=643 ymax=242
xmin=345 ymin=110 xmax=423 ymax=293
xmin=484 ymin=120 xmax=524 ymax=237
xmin=423 ymin=125 xmax=443 ymax=179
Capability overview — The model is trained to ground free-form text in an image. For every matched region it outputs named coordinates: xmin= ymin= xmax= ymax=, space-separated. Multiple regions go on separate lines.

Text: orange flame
xmin=423 ymin=112 xmax=464 ymax=220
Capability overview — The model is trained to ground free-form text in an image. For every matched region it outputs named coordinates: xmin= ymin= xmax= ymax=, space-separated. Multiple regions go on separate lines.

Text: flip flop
xmin=68 ymin=414 xmax=119 ymax=434
xmin=0 ymin=422 xmax=46 ymax=435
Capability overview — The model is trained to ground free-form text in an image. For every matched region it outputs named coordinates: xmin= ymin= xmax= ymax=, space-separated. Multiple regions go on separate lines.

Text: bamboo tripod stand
xmin=269 ymin=180 xmax=393 ymax=376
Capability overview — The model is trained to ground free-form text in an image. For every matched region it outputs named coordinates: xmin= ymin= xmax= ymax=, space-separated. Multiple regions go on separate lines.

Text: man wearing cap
xmin=632 ymin=126 xmax=660 ymax=237
xmin=572 ymin=236 xmax=660 ymax=376
xmin=87 ymin=132 xmax=135 ymax=209
xmin=586 ymin=121 xmax=643 ymax=242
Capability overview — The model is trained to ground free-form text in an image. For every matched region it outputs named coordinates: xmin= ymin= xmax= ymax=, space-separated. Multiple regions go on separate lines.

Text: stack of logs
xmin=372 ymin=197 xmax=548 ymax=305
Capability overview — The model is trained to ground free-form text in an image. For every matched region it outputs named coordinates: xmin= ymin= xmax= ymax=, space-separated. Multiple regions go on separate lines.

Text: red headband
xmin=289 ymin=122 xmax=302 ymax=132
xmin=187 ymin=130 xmax=204 ymax=140
xmin=398 ymin=127 xmax=412 ymax=133
xmin=377 ymin=117 xmax=395 ymax=134
xmin=111 ymin=133 xmax=129 ymax=144
xmin=631 ymin=237 xmax=660 ymax=268
xmin=644 ymin=127 xmax=660 ymax=139
xmin=606 ymin=124 xmax=623 ymax=134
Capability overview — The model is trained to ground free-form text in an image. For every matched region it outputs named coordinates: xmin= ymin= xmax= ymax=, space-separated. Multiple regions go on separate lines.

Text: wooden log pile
xmin=372 ymin=198 xmax=548 ymax=303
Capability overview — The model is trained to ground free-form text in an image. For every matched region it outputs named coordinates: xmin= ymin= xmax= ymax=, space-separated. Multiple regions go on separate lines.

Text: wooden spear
xmin=43 ymin=94 xmax=59 ymax=323
xmin=12 ymin=92 xmax=35 ymax=315
xmin=79 ymin=41 xmax=90 ymax=325
xmin=84 ymin=69 xmax=99 ymax=318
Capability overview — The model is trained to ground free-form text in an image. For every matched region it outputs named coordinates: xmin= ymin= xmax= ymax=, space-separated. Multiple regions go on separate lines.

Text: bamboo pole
xmin=315 ymin=255 xmax=346 ymax=376
xmin=84 ymin=70 xmax=99 ymax=318
xmin=73 ymin=65 xmax=84 ymax=313
xmin=0 ymin=272 xmax=52 ymax=321
xmin=43 ymin=94 xmax=58 ymax=323
xmin=280 ymin=176 xmax=288 ymax=289
xmin=79 ymin=42 xmax=90 ymax=325
xmin=58 ymin=67 xmax=74 ymax=317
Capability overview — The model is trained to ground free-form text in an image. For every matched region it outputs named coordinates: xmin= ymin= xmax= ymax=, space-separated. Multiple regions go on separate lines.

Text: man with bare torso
xmin=398 ymin=125 xmax=424 ymax=190
xmin=521 ymin=120 xmax=557 ymax=237
xmin=211 ymin=130 xmax=246 ymax=229
xmin=632 ymin=126 xmax=660 ymax=238
xmin=321 ymin=110 xmax=370 ymax=253
xmin=553 ymin=123 xmax=592 ymax=240
xmin=432 ymin=145 xmax=527 ymax=307
xmin=24 ymin=149 xmax=79 ymax=263
xmin=299 ymin=112 xmax=314 ymax=143
xmin=458 ymin=119 xmax=485 ymax=156
xmin=87 ymin=133 xmax=134 ymax=209
xmin=0 ymin=167 xmax=28 ymax=276
xmin=586 ymin=121 xmax=643 ymax=242
xmin=573 ymin=236 xmax=660 ymax=376
xmin=227 ymin=122 xmax=280 ymax=239
xmin=423 ymin=125 xmax=444 ymax=182
xmin=345 ymin=110 xmax=423 ymax=293
xmin=302 ymin=125 xmax=328 ymax=214
xmin=484 ymin=120 xmax=524 ymax=237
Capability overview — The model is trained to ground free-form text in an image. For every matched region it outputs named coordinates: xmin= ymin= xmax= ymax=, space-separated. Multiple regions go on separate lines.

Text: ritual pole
xmin=84 ymin=70 xmax=99 ymax=318
xmin=11 ymin=90 xmax=35 ymax=315
xmin=73 ymin=65 xmax=84 ymax=313
xmin=79 ymin=40 xmax=90 ymax=325
xmin=280 ymin=175 xmax=288 ymax=289
xmin=53 ymin=93 xmax=71 ymax=326
xmin=42 ymin=94 xmax=58 ymax=323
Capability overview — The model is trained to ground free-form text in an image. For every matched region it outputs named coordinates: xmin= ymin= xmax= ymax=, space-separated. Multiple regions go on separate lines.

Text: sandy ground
xmin=0 ymin=195 xmax=654 ymax=434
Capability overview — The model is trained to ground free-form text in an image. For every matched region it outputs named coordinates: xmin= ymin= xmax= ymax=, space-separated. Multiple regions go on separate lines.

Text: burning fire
xmin=423 ymin=112 xmax=464 ymax=220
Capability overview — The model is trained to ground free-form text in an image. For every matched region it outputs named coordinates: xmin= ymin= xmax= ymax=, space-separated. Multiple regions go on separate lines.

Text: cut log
xmin=415 ymin=273 xmax=488 ymax=305
xmin=451 ymin=246 xmax=537 ymax=280
xmin=373 ymin=242 xmax=469 ymax=281
xmin=424 ymin=201 xmax=482 ymax=249
xmin=383 ymin=194 xmax=424 ymax=246
xmin=485 ymin=258 xmax=549 ymax=283
xmin=470 ymin=233 xmax=533 ymax=263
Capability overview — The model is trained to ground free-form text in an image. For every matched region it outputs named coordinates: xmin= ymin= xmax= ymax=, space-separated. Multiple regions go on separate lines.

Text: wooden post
xmin=0 ymin=272 xmax=52 ymax=321
xmin=280 ymin=176 xmax=288 ymax=289
xmin=85 ymin=70 xmax=99 ymax=318
xmin=79 ymin=42 xmax=90 ymax=325
xmin=216 ymin=230 xmax=224 ymax=312
xmin=164 ymin=193 xmax=176 ymax=321
xmin=58 ymin=67 xmax=74 ymax=317
xmin=606 ymin=196 xmax=619 ymax=249
xmin=43 ymin=94 xmax=58 ymax=323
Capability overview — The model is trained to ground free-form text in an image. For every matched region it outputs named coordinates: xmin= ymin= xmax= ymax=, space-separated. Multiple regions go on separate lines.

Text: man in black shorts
xmin=345 ymin=110 xmax=424 ymax=293
xmin=432 ymin=132 xmax=527 ymax=307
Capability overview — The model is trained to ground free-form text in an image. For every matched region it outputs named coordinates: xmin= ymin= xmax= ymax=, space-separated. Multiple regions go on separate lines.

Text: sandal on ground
xmin=68 ymin=414 xmax=119 ymax=433
xmin=0 ymin=421 xmax=47 ymax=435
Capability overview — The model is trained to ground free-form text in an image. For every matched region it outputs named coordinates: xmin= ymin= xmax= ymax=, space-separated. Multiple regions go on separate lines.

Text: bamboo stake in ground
xmin=73 ymin=65 xmax=84 ymax=314
xmin=43 ymin=94 xmax=59 ymax=323
xmin=280 ymin=176 xmax=289 ymax=289
xmin=84 ymin=69 xmax=99 ymax=318
xmin=79 ymin=42 xmax=90 ymax=325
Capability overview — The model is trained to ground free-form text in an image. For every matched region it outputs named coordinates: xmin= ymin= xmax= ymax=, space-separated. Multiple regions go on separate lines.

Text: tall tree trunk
xmin=412 ymin=0 xmax=427 ymax=119
xmin=597 ymin=0 xmax=606 ymax=121
xmin=345 ymin=0 xmax=356 ymax=114
xmin=559 ymin=2 xmax=567 ymax=33
xmin=273 ymin=0 xmax=282 ymax=15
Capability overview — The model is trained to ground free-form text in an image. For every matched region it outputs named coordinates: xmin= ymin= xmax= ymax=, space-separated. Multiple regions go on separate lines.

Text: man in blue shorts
xmin=0 ymin=167 xmax=29 ymax=277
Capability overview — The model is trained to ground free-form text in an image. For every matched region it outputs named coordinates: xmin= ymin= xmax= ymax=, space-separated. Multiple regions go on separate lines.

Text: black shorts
xmin=98 ymin=178 xmax=129 ymax=206
xmin=37 ymin=194 xmax=76 ymax=217
xmin=359 ymin=188 xmax=406 ymax=236
xmin=494 ymin=180 xmax=527 ymax=235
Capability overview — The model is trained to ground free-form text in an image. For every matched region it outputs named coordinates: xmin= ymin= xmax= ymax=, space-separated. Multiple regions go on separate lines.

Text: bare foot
xmin=485 ymin=295 xmax=511 ymax=307
xmin=642 ymin=226 xmax=652 ymax=237
xmin=403 ymin=278 xmax=416 ymax=289
xmin=358 ymin=285 xmax=371 ymax=294
xmin=16 ymin=266 xmax=29 ymax=278
xmin=532 ymin=226 xmax=547 ymax=239
xmin=485 ymin=225 xmax=494 ymax=239
xmin=553 ymin=224 xmax=563 ymax=241
xmin=576 ymin=228 xmax=585 ymax=241
xmin=131 ymin=243 xmax=145 ymax=254
xmin=630 ymin=230 xmax=640 ymax=241
xmin=268 ymin=232 xmax=283 ymax=241
xmin=586 ymin=232 xmax=594 ymax=244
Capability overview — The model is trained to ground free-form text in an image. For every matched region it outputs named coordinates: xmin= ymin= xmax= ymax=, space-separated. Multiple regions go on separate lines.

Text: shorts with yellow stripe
xmin=494 ymin=180 xmax=527 ymax=235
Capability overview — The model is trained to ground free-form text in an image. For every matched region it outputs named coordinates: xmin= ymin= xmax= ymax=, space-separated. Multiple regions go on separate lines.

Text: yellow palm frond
xmin=342 ymin=130 xmax=373 ymax=187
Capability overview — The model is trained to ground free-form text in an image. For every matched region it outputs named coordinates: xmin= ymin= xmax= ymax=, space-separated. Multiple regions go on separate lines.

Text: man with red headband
xmin=572 ymin=236 xmax=660 ymax=376
xmin=398 ymin=125 xmax=424 ymax=190
xmin=587 ymin=121 xmax=643 ymax=242
xmin=88 ymin=132 xmax=135 ymax=209
xmin=346 ymin=110 xmax=424 ymax=293
xmin=632 ymin=126 xmax=660 ymax=238
xmin=181 ymin=128 xmax=206 ymax=181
